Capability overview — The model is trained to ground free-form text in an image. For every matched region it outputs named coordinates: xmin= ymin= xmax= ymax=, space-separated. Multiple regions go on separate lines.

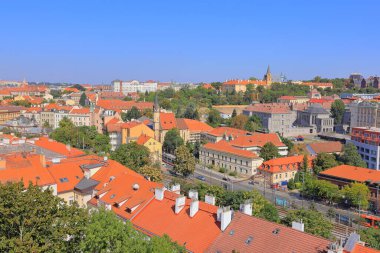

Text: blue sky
xmin=1 ymin=0 xmax=379 ymax=83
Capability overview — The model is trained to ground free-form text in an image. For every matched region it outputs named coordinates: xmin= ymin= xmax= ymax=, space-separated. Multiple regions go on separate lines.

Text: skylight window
xmin=59 ymin=177 xmax=69 ymax=183
xmin=229 ymin=230 xmax=235 ymax=236
xmin=245 ymin=236 xmax=253 ymax=245
xmin=110 ymin=194 xmax=116 ymax=199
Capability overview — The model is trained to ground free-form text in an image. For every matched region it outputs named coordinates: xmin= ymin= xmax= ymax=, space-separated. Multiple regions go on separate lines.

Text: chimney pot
xmin=292 ymin=221 xmax=305 ymax=232
xmin=188 ymin=189 xmax=198 ymax=200
xmin=205 ymin=194 xmax=216 ymax=205
xmin=239 ymin=200 xmax=253 ymax=216
xmin=221 ymin=208 xmax=233 ymax=231
xmin=190 ymin=199 xmax=199 ymax=217
xmin=155 ymin=187 xmax=165 ymax=201
xmin=170 ymin=184 xmax=181 ymax=194
xmin=175 ymin=195 xmax=186 ymax=214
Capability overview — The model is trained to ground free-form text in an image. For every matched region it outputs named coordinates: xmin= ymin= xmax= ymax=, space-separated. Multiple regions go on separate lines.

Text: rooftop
xmin=160 ymin=112 xmax=177 ymax=130
xmin=207 ymin=126 xmax=250 ymax=138
xmin=176 ymin=118 xmax=213 ymax=132
xmin=203 ymin=140 xmax=259 ymax=159
xmin=307 ymin=141 xmax=343 ymax=155
xmin=230 ymin=133 xmax=285 ymax=148
xmin=319 ymin=165 xmax=380 ymax=183
xmin=244 ymin=103 xmax=292 ymax=114
xmin=33 ymin=137 xmax=85 ymax=158
xmin=259 ymin=155 xmax=313 ymax=173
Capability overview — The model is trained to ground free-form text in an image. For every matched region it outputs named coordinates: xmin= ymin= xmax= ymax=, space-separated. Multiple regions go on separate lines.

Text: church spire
xmin=266 ymin=65 xmax=271 ymax=75
xmin=154 ymin=94 xmax=159 ymax=112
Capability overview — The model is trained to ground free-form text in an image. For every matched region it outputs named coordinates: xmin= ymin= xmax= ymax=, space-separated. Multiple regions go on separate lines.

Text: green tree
xmin=301 ymin=178 xmax=340 ymax=204
xmin=138 ymin=166 xmax=163 ymax=182
xmin=71 ymin=84 xmax=85 ymax=91
xmin=279 ymin=136 xmax=294 ymax=152
xmin=302 ymin=154 xmax=309 ymax=172
xmin=260 ymin=142 xmax=280 ymax=161
xmin=122 ymin=106 xmax=142 ymax=121
xmin=79 ymin=92 xmax=87 ymax=106
xmin=173 ymin=145 xmax=196 ymax=177
xmin=231 ymin=109 xmax=237 ymax=118
xmin=359 ymin=228 xmax=380 ymax=250
xmin=230 ymin=114 xmax=248 ymax=130
xmin=183 ymin=104 xmax=199 ymax=120
xmin=0 ymin=182 xmax=88 ymax=253
xmin=163 ymin=128 xmax=184 ymax=154
xmin=93 ymin=134 xmax=111 ymax=154
xmin=330 ymin=99 xmax=345 ymax=125
xmin=50 ymin=117 xmax=76 ymax=144
xmin=111 ymin=142 xmax=151 ymax=170
xmin=81 ymin=209 xmax=147 ymax=253
xmin=282 ymin=209 xmax=333 ymax=239
xmin=313 ymin=153 xmax=338 ymax=174
xmin=341 ymin=182 xmax=370 ymax=210
xmin=340 ymin=143 xmax=367 ymax=167
xmin=207 ymin=109 xmax=222 ymax=127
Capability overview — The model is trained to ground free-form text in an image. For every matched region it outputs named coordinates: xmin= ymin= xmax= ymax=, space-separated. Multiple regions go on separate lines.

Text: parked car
xmin=222 ymin=176 xmax=229 ymax=181
xmin=196 ymin=175 xmax=206 ymax=181
xmin=248 ymin=180 xmax=254 ymax=185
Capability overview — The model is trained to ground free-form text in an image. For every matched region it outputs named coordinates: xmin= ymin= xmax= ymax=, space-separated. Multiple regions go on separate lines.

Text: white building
xmin=112 ymin=80 xmax=157 ymax=94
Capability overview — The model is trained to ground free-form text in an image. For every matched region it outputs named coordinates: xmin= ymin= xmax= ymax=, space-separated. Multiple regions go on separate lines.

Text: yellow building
xmin=0 ymin=106 xmax=22 ymax=124
xmin=136 ymin=134 xmax=162 ymax=163
xmin=121 ymin=121 xmax=155 ymax=144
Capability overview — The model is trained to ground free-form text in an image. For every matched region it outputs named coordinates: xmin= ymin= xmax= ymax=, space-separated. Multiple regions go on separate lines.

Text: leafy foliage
xmin=138 ymin=166 xmax=163 ymax=182
xmin=230 ymin=114 xmax=248 ymax=130
xmin=260 ymin=142 xmax=280 ymax=161
xmin=163 ymin=128 xmax=184 ymax=154
xmin=341 ymin=182 xmax=370 ymax=210
xmin=339 ymin=143 xmax=367 ymax=167
xmin=207 ymin=108 xmax=223 ymax=127
xmin=330 ymin=99 xmax=345 ymax=125
xmin=79 ymin=92 xmax=87 ymax=106
xmin=359 ymin=228 xmax=380 ymax=250
xmin=282 ymin=209 xmax=333 ymax=239
xmin=313 ymin=153 xmax=338 ymax=174
xmin=173 ymin=145 xmax=196 ymax=177
xmin=121 ymin=106 xmax=142 ymax=121
xmin=111 ymin=142 xmax=151 ymax=171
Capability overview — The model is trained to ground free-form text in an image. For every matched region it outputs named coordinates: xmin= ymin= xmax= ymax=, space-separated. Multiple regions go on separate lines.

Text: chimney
xmin=205 ymin=194 xmax=216 ymax=205
xmin=66 ymin=144 xmax=71 ymax=151
xmin=188 ymin=189 xmax=198 ymax=200
xmin=291 ymin=221 xmax=304 ymax=232
xmin=155 ymin=187 xmax=165 ymax=201
xmin=40 ymin=155 xmax=46 ymax=168
xmin=221 ymin=207 xmax=233 ymax=231
xmin=0 ymin=158 xmax=6 ymax=170
xmin=327 ymin=243 xmax=344 ymax=253
xmin=239 ymin=200 xmax=253 ymax=216
xmin=170 ymin=184 xmax=180 ymax=194
xmin=190 ymin=199 xmax=199 ymax=217
xmin=175 ymin=195 xmax=186 ymax=214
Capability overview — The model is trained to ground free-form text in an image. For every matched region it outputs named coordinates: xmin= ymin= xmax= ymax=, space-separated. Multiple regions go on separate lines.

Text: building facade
xmin=112 ymin=80 xmax=157 ymax=94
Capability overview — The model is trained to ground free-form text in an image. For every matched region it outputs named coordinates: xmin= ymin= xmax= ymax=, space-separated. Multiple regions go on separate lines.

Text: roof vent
xmin=132 ymin=183 xmax=139 ymax=191
xmin=272 ymin=228 xmax=280 ymax=235
xmin=245 ymin=236 xmax=253 ymax=245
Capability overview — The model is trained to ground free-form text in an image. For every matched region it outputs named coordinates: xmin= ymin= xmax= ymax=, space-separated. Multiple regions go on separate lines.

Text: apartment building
xmin=0 ymin=106 xmax=24 ymax=124
xmin=295 ymin=103 xmax=334 ymax=134
xmin=112 ymin=80 xmax=157 ymax=94
xmin=350 ymin=101 xmax=380 ymax=129
xmin=200 ymin=140 xmax=264 ymax=175
xmin=349 ymin=127 xmax=380 ymax=170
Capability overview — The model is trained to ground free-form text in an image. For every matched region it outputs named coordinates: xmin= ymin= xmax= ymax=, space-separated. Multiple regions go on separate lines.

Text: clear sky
xmin=1 ymin=0 xmax=379 ymax=84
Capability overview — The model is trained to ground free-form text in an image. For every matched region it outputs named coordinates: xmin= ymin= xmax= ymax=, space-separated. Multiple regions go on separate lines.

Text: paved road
xmin=163 ymin=163 xmax=362 ymax=226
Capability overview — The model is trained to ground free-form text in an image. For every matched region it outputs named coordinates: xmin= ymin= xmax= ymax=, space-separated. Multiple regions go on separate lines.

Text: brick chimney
xmin=239 ymin=200 xmax=252 ymax=216
xmin=205 ymin=195 xmax=216 ymax=205
xmin=154 ymin=187 xmax=165 ymax=201
xmin=291 ymin=221 xmax=304 ymax=232
xmin=188 ymin=189 xmax=198 ymax=200
xmin=175 ymin=195 xmax=186 ymax=214
xmin=189 ymin=199 xmax=199 ymax=218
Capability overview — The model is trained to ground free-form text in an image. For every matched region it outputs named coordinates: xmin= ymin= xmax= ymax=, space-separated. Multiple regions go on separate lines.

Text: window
xmin=59 ymin=177 xmax=69 ymax=183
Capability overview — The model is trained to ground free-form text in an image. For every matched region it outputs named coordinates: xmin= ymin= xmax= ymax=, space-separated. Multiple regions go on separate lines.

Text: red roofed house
xmin=200 ymin=140 xmax=264 ymax=175
xmin=136 ymin=134 xmax=162 ymax=163
xmin=318 ymin=165 xmax=380 ymax=210
xmin=229 ymin=132 xmax=288 ymax=156
xmin=176 ymin=118 xmax=214 ymax=143
xmin=300 ymin=82 xmax=334 ymax=90
xmin=0 ymin=153 xmax=57 ymax=195
xmin=29 ymin=136 xmax=85 ymax=159
xmin=306 ymin=141 xmax=343 ymax=155
xmin=258 ymin=155 xmax=313 ymax=186
xmin=201 ymin=126 xmax=252 ymax=143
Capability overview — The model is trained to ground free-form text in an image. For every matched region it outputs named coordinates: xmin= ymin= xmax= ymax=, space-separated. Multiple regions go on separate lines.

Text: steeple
xmin=264 ymin=65 xmax=272 ymax=85
xmin=266 ymin=65 xmax=271 ymax=75
xmin=154 ymin=94 xmax=159 ymax=112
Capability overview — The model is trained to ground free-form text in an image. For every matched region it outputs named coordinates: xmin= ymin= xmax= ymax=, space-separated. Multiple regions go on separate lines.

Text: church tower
xmin=264 ymin=65 xmax=272 ymax=85
xmin=153 ymin=94 xmax=160 ymax=141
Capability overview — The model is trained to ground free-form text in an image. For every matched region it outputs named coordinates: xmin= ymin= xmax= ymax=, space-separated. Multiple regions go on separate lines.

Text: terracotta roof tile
xmin=160 ymin=112 xmax=176 ymax=130
xmin=319 ymin=165 xmax=380 ymax=183
xmin=258 ymin=155 xmax=313 ymax=173
xmin=203 ymin=140 xmax=259 ymax=159
xmin=307 ymin=141 xmax=343 ymax=154
xmin=136 ymin=134 xmax=152 ymax=145
xmin=176 ymin=118 xmax=213 ymax=132
xmin=230 ymin=133 xmax=285 ymax=148
xmin=33 ymin=137 xmax=85 ymax=158
xmin=207 ymin=127 xmax=250 ymax=138
xmin=244 ymin=103 xmax=292 ymax=114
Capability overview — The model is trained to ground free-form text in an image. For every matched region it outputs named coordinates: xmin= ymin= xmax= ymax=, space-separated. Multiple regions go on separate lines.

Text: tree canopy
xmin=79 ymin=92 xmax=87 ymax=106
xmin=137 ymin=165 xmax=163 ymax=182
xmin=260 ymin=142 xmax=280 ymax=161
xmin=163 ymin=128 xmax=184 ymax=154
xmin=111 ymin=142 xmax=151 ymax=171
xmin=313 ymin=153 xmax=338 ymax=174
xmin=330 ymin=99 xmax=345 ymax=125
xmin=341 ymin=182 xmax=370 ymax=210
xmin=173 ymin=145 xmax=196 ymax=177
xmin=121 ymin=106 xmax=142 ymax=121
xmin=339 ymin=143 xmax=367 ymax=167
xmin=359 ymin=228 xmax=380 ymax=250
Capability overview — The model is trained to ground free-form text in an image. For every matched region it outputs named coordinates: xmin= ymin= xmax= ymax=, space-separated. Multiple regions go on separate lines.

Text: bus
xmin=162 ymin=152 xmax=176 ymax=166
xmin=361 ymin=214 xmax=380 ymax=229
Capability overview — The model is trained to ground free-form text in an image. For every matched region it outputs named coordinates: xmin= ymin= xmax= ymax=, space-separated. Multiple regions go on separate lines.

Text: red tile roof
xmin=244 ymin=103 xmax=292 ymax=114
xmin=319 ymin=165 xmax=380 ymax=183
xmin=302 ymin=82 xmax=333 ymax=88
xmin=160 ymin=112 xmax=177 ymax=130
xmin=24 ymin=107 xmax=43 ymax=113
xmin=97 ymin=99 xmax=153 ymax=111
xmin=70 ymin=108 xmax=90 ymax=114
xmin=349 ymin=244 xmax=380 ymax=253
xmin=47 ymin=159 xmax=84 ymax=193
xmin=223 ymin=79 xmax=268 ymax=86
xmin=33 ymin=137 xmax=85 ymax=158
xmin=203 ymin=140 xmax=259 ymax=159
xmin=132 ymin=191 xmax=221 ymax=253
xmin=207 ymin=127 xmax=250 ymax=138
xmin=0 ymin=153 xmax=55 ymax=187
xmin=136 ymin=134 xmax=152 ymax=145
xmin=205 ymin=212 xmax=331 ymax=253
xmin=307 ymin=141 xmax=343 ymax=154
xmin=202 ymin=83 xmax=215 ymax=90
xmin=258 ymin=155 xmax=313 ymax=173
xmin=230 ymin=133 xmax=285 ymax=148
xmin=278 ymin=96 xmax=297 ymax=100
xmin=176 ymin=118 xmax=213 ymax=132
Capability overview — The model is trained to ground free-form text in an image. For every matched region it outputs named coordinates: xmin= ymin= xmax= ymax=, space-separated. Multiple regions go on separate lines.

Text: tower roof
xmin=154 ymin=94 xmax=159 ymax=111
xmin=266 ymin=65 xmax=271 ymax=74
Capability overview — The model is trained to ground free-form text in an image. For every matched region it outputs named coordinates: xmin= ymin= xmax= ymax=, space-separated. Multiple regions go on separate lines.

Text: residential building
xmin=22 ymin=107 xmax=42 ymax=125
xmin=229 ymin=132 xmax=288 ymax=156
xmin=0 ymin=106 xmax=24 ymax=124
xmin=349 ymin=127 xmax=380 ymax=170
xmin=258 ymin=155 xmax=313 ymax=186
xmin=201 ymin=126 xmax=251 ymax=143
xmin=306 ymin=141 xmax=343 ymax=155
xmin=200 ymin=140 xmax=264 ymax=175
xmin=112 ymin=80 xmax=157 ymax=94
xmin=318 ymin=165 xmax=380 ymax=211
xmin=277 ymin=95 xmax=309 ymax=104
xmin=176 ymin=118 xmax=214 ymax=143
xmin=298 ymin=82 xmax=333 ymax=90
xmin=69 ymin=108 xmax=91 ymax=127
xmin=243 ymin=103 xmax=297 ymax=136
xmin=295 ymin=103 xmax=334 ymax=134
xmin=136 ymin=134 xmax=162 ymax=163
xmin=350 ymin=101 xmax=380 ymax=129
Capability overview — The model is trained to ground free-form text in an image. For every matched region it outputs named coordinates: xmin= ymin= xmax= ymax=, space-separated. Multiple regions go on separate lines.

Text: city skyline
xmin=1 ymin=0 xmax=379 ymax=83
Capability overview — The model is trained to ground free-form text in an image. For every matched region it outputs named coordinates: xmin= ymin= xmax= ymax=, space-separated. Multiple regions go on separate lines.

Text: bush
xmin=294 ymin=182 xmax=302 ymax=189
xmin=219 ymin=167 xmax=226 ymax=173
xmin=229 ymin=171 xmax=238 ymax=177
